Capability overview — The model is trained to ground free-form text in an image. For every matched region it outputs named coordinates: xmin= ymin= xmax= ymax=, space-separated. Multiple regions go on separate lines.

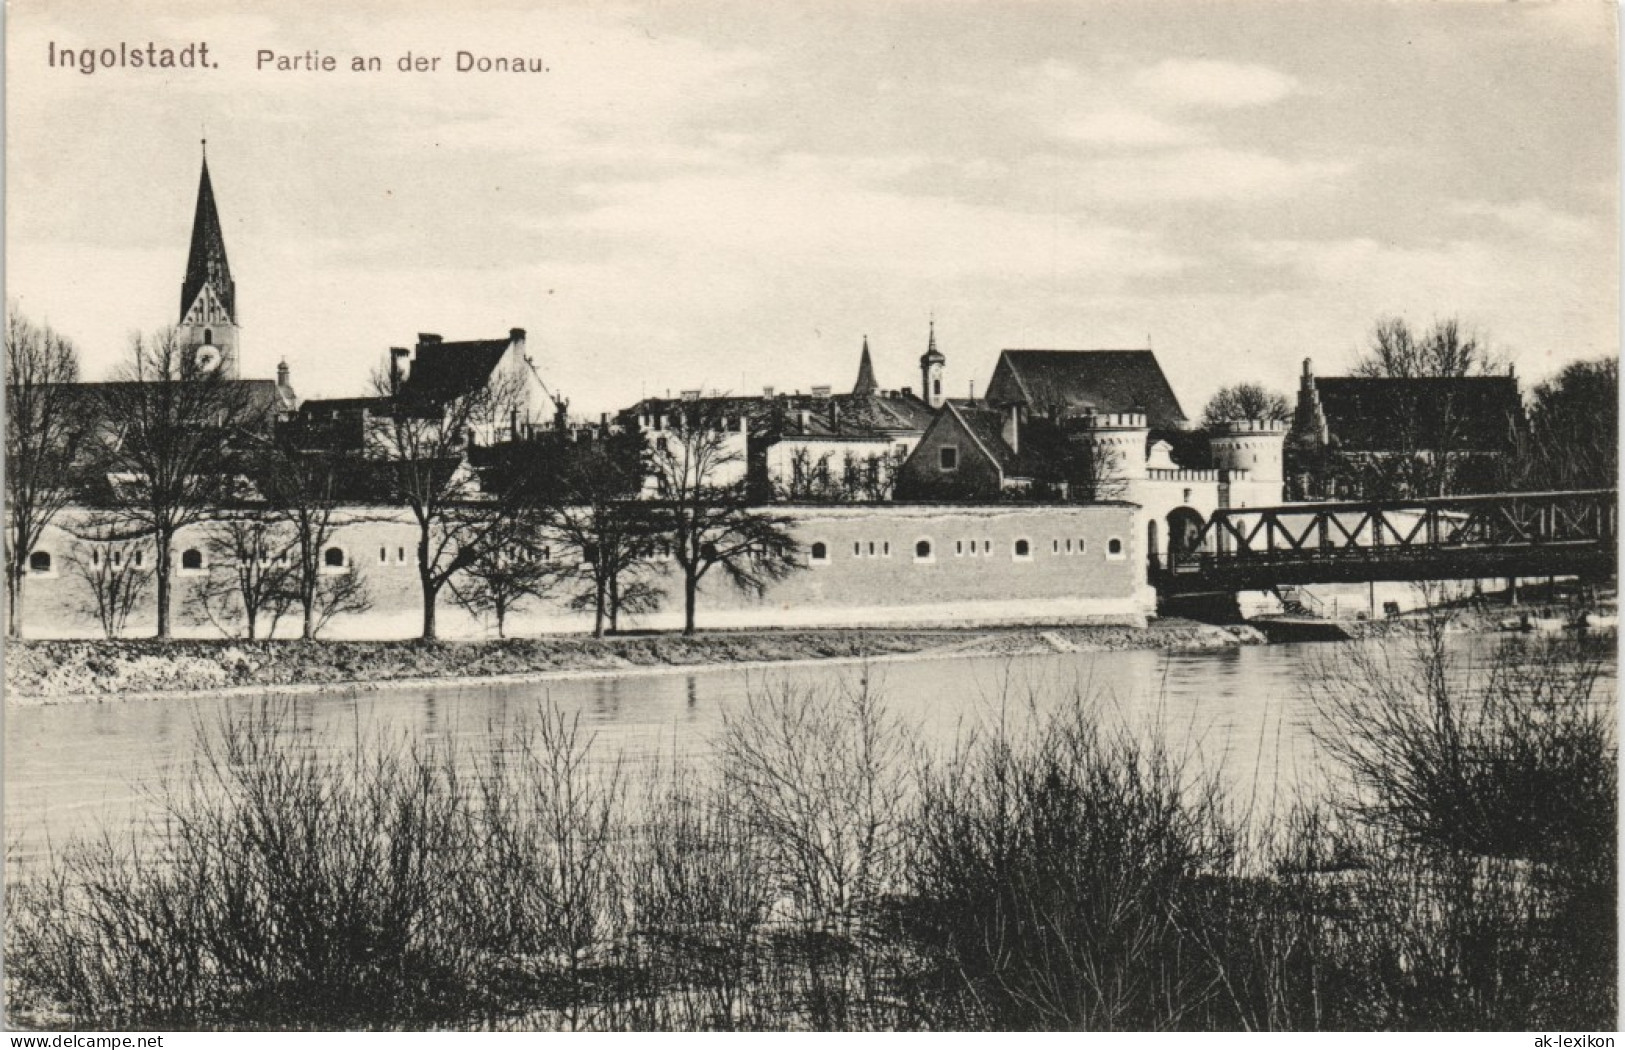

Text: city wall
xmin=15 ymin=502 xmax=1151 ymax=640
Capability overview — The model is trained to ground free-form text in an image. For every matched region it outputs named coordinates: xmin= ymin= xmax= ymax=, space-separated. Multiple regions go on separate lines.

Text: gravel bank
xmin=6 ymin=620 xmax=1265 ymax=705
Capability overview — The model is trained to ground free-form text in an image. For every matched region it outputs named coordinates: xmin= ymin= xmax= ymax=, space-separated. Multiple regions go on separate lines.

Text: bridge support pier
xmin=1157 ymin=590 xmax=1244 ymax=624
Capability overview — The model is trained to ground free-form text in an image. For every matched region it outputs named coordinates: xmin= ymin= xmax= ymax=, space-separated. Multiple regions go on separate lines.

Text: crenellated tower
xmin=177 ymin=141 xmax=240 ymax=378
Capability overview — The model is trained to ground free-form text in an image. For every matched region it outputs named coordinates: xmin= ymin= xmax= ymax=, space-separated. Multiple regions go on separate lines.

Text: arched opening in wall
xmin=1107 ymin=537 xmax=1125 ymax=559
xmin=323 ymin=547 xmax=347 ymax=569
xmin=914 ymin=539 xmax=932 ymax=561
xmin=1012 ymin=538 xmax=1031 ymax=559
xmin=1166 ymin=507 xmax=1205 ymax=560
xmin=203 ymin=329 xmax=213 ymax=345
xmin=810 ymin=541 xmax=829 ymax=564
xmin=28 ymin=551 xmax=51 ymax=574
xmin=180 ymin=548 xmax=204 ymax=571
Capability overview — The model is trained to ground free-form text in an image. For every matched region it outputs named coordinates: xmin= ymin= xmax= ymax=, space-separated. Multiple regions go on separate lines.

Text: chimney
xmin=417 ymin=333 xmax=442 ymax=345
xmin=276 ymin=358 xmax=290 ymax=388
xmin=389 ymin=347 xmax=411 ymax=395
xmin=509 ymin=327 xmax=526 ymax=344
xmin=762 ymin=386 xmax=775 ymax=398
xmin=1003 ymin=404 xmax=1020 ymax=455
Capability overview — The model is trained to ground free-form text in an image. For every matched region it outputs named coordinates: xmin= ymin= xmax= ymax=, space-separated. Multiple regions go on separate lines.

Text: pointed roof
xmin=852 ymin=337 xmax=879 ymax=396
xmin=180 ymin=146 xmax=235 ymax=322
xmin=921 ymin=318 xmax=945 ymax=365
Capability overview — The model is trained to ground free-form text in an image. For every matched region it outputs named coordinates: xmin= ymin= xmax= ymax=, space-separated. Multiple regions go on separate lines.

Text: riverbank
xmin=5 ymin=619 xmax=1266 ymax=705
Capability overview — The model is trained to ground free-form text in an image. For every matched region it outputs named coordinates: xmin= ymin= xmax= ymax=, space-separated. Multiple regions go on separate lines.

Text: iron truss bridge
xmin=1153 ymin=489 xmax=1618 ymax=595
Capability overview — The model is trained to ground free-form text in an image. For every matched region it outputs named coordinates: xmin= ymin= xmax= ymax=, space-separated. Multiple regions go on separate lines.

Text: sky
xmin=5 ymin=0 xmax=1618 ymax=416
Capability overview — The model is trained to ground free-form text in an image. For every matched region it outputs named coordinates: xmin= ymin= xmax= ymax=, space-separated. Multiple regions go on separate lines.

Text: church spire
xmin=919 ymin=316 xmax=946 ymax=408
xmin=177 ymin=143 xmax=241 ymax=378
xmin=852 ymin=335 xmax=879 ymax=396
xmin=180 ymin=143 xmax=235 ymax=324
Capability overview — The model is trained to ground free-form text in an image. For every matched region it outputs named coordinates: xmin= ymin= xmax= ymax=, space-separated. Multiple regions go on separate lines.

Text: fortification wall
xmin=15 ymin=502 xmax=1149 ymax=640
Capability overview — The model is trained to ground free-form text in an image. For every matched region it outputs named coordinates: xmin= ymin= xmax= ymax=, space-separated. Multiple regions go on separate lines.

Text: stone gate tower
xmin=177 ymin=142 xmax=239 ymax=378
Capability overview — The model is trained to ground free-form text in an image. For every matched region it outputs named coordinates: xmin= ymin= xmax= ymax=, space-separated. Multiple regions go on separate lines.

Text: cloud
xmin=1076 ymin=147 xmax=1348 ymax=203
xmin=1056 ymin=109 xmax=1199 ymax=149
xmin=1449 ymin=199 xmax=1598 ymax=244
xmin=1134 ymin=59 xmax=1299 ymax=109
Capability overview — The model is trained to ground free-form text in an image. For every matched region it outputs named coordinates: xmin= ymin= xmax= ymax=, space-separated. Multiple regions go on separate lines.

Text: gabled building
xmin=1288 ymin=358 xmax=1526 ymax=498
xmin=983 ymin=348 xmax=1190 ymax=429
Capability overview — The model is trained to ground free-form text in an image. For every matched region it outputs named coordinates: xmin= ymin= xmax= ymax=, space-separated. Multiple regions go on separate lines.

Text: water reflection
xmin=6 ymin=635 xmax=1605 ymax=860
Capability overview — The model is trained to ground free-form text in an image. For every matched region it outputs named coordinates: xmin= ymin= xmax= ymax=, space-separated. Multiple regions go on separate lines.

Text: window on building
xmin=883 ymin=541 xmax=891 ymax=556
xmin=1183 ymin=488 xmax=1193 ymax=503
xmin=955 ymin=540 xmax=963 ymax=556
xmin=939 ymin=446 xmax=958 ymax=471
xmin=1077 ymin=539 xmax=1086 ymax=553
xmin=1013 ymin=538 xmax=1031 ymax=559
xmin=983 ymin=540 xmax=991 ymax=554
xmin=133 ymin=551 xmax=145 ymax=567
xmin=868 ymin=541 xmax=876 ymax=556
xmin=181 ymin=548 xmax=204 ymax=571
xmin=28 ymin=551 xmax=51 ymax=574
xmin=324 ymin=547 xmax=347 ymax=568
xmin=1066 ymin=538 xmax=1074 ymax=553
xmin=397 ymin=547 xmax=407 ymax=563
xmin=810 ymin=541 xmax=829 ymax=563
xmin=915 ymin=539 xmax=932 ymax=560
xmin=1052 ymin=539 xmax=1059 ymax=553
xmin=379 ymin=547 xmax=388 ymax=565
xmin=202 ymin=329 xmax=213 ymax=345
xmin=854 ymin=541 xmax=862 ymax=557
xmin=1107 ymin=537 xmax=1124 ymax=558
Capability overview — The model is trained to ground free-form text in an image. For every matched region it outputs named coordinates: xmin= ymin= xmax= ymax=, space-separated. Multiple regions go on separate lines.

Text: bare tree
xmin=70 ymin=538 xmax=153 ymax=639
xmin=365 ymin=365 xmax=528 ymax=640
xmin=5 ymin=306 xmax=84 ymax=638
xmin=449 ymin=514 xmax=559 ymax=638
xmin=1200 ymin=383 xmax=1290 ymax=428
xmin=261 ymin=443 xmax=378 ymax=640
xmin=1354 ymin=316 xmax=1500 ymax=379
xmin=184 ymin=511 xmax=296 ymax=640
xmin=1519 ymin=358 xmax=1617 ymax=491
xmin=648 ymin=406 xmax=800 ymax=636
xmin=92 ymin=327 xmax=261 ymax=637
xmin=529 ymin=434 xmax=663 ymax=637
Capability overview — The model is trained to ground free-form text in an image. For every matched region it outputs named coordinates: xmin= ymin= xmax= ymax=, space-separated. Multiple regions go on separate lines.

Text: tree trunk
xmin=608 ymin=573 xmax=620 ymax=634
xmin=683 ymin=573 xmax=698 ymax=636
xmin=421 ymin=570 xmax=438 ymax=640
xmin=8 ymin=566 xmax=23 ymax=639
xmin=155 ymin=541 xmax=173 ymax=639
xmin=302 ymin=591 xmax=316 ymax=640
xmin=593 ymin=577 xmax=606 ymax=638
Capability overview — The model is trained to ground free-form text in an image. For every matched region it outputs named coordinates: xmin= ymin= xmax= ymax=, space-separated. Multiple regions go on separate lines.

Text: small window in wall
xmin=983 ymin=540 xmax=991 ymax=554
xmin=868 ymin=541 xmax=876 ymax=556
xmin=28 ymin=551 xmax=51 ymax=574
xmin=1183 ymin=488 xmax=1193 ymax=503
xmin=1052 ymin=539 xmax=1060 ymax=554
xmin=379 ymin=547 xmax=389 ymax=565
xmin=397 ymin=547 xmax=407 ymax=564
xmin=1013 ymin=538 xmax=1031 ymax=559
xmin=955 ymin=539 xmax=964 ymax=556
xmin=1077 ymin=539 xmax=1086 ymax=553
xmin=914 ymin=539 xmax=932 ymax=561
xmin=810 ymin=541 xmax=829 ymax=564
xmin=180 ymin=548 xmax=204 ymax=571
xmin=883 ymin=541 xmax=891 ymax=556
xmin=939 ymin=446 xmax=958 ymax=471
xmin=133 ymin=551 xmax=145 ymax=568
xmin=1066 ymin=538 xmax=1074 ymax=553
xmin=202 ymin=329 xmax=213 ymax=345
xmin=323 ymin=547 xmax=347 ymax=569
xmin=854 ymin=542 xmax=862 ymax=557
xmin=1107 ymin=537 xmax=1125 ymax=559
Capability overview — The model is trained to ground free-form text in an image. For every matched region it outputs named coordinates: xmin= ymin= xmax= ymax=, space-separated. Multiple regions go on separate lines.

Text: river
xmin=3 ymin=633 xmax=1604 ymax=861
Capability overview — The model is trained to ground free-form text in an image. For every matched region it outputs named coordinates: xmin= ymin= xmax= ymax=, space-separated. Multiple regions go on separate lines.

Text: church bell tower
xmin=177 ymin=141 xmax=240 ymax=378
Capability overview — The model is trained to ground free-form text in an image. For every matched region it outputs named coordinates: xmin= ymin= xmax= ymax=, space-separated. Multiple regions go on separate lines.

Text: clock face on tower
xmin=195 ymin=345 xmax=221 ymax=372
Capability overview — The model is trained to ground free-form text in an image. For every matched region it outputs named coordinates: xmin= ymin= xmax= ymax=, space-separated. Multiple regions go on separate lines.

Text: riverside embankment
xmin=5 ymin=619 xmax=1265 ymax=705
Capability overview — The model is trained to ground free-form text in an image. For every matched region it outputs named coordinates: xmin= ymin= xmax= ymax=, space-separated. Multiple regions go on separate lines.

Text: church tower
xmin=177 ymin=142 xmax=240 ymax=378
xmin=919 ymin=319 xmax=946 ymax=408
